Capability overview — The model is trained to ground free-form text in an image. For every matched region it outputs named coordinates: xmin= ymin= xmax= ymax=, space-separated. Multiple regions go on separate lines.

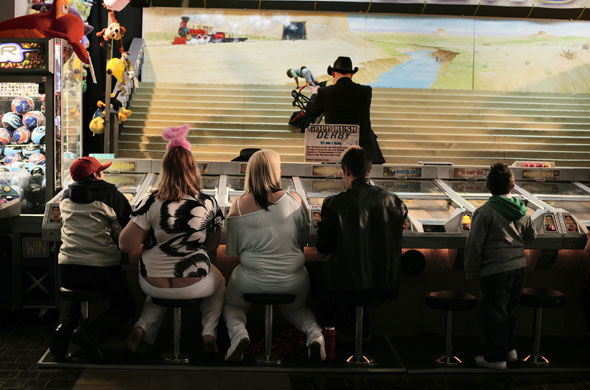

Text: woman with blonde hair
xmin=119 ymin=125 xmax=225 ymax=355
xmin=223 ymin=149 xmax=325 ymax=362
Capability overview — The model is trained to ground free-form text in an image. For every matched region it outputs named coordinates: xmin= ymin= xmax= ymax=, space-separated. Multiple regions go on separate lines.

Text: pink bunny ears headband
xmin=162 ymin=124 xmax=191 ymax=151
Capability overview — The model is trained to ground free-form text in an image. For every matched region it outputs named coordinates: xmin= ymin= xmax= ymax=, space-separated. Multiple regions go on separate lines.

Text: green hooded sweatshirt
xmin=486 ymin=195 xmax=527 ymax=221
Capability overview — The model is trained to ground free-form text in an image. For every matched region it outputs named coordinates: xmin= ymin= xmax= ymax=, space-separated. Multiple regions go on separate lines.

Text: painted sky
xmin=348 ymin=15 xmax=590 ymax=37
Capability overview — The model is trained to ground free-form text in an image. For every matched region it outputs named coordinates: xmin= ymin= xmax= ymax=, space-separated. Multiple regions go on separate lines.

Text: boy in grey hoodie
xmin=465 ymin=163 xmax=536 ymax=369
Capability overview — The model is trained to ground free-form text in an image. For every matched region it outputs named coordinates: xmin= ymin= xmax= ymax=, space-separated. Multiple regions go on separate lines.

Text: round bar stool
xmin=344 ymin=291 xmax=398 ymax=366
xmin=59 ymin=287 xmax=106 ymax=325
xmin=243 ymin=293 xmax=295 ymax=365
xmin=151 ymin=297 xmax=202 ymax=364
xmin=425 ymin=290 xmax=477 ymax=366
xmin=520 ymin=287 xmax=565 ymax=366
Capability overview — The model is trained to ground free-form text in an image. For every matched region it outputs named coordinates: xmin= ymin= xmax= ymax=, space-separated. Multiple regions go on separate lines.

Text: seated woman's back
xmin=225 ymin=190 xmax=310 ymax=285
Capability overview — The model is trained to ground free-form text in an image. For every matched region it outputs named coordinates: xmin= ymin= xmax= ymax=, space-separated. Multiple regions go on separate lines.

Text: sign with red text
xmin=305 ymin=124 xmax=359 ymax=163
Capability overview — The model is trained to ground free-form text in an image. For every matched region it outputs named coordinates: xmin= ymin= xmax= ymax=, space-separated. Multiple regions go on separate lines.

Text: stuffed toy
xmin=110 ymin=92 xmax=132 ymax=122
xmin=89 ymin=101 xmax=105 ymax=136
xmin=162 ymin=124 xmax=191 ymax=151
xmin=0 ymin=0 xmax=89 ymax=64
xmin=31 ymin=3 xmax=93 ymax=36
xmin=96 ymin=10 xmax=126 ymax=54
xmin=106 ymin=54 xmax=134 ymax=121
xmin=32 ymin=2 xmax=93 ymax=50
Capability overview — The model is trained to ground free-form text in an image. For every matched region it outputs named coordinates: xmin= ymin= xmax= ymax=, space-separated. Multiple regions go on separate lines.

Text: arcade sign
xmin=305 ymin=124 xmax=359 ymax=163
xmin=0 ymin=40 xmax=48 ymax=71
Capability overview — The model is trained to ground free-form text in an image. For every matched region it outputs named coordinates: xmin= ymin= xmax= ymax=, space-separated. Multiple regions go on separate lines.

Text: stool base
xmin=435 ymin=355 xmax=463 ymax=366
xmin=346 ymin=354 xmax=374 ymax=365
xmin=254 ymin=352 xmax=282 ymax=365
xmin=161 ymin=351 xmax=190 ymax=364
xmin=523 ymin=354 xmax=550 ymax=367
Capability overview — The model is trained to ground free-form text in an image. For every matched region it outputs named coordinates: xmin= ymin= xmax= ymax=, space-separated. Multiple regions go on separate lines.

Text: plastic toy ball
xmin=11 ymin=97 xmax=34 ymax=115
xmin=0 ymin=128 xmax=11 ymax=145
xmin=31 ymin=126 xmax=46 ymax=145
xmin=63 ymin=151 xmax=77 ymax=162
xmin=22 ymin=111 xmax=45 ymax=130
xmin=2 ymin=113 xmax=22 ymax=130
xmin=13 ymin=127 xmax=31 ymax=144
xmin=4 ymin=153 xmax=22 ymax=165
xmin=27 ymin=153 xmax=46 ymax=166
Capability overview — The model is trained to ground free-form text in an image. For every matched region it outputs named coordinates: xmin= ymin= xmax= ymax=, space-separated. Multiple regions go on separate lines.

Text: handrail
xmin=111 ymin=37 xmax=144 ymax=155
xmin=114 ymin=37 xmax=144 ymax=109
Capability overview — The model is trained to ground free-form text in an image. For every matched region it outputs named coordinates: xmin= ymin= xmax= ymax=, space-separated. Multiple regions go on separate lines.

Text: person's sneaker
xmin=475 ymin=355 xmax=507 ymax=370
xmin=224 ymin=337 xmax=250 ymax=362
xmin=506 ymin=349 xmax=518 ymax=362
xmin=71 ymin=328 xmax=104 ymax=363
xmin=49 ymin=323 xmax=73 ymax=361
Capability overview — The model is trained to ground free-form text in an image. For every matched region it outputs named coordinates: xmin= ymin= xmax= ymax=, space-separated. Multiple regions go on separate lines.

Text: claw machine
xmin=0 ymin=38 xmax=83 ymax=309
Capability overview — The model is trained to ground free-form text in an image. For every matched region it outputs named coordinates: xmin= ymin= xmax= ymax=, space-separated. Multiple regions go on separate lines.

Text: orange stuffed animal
xmin=0 ymin=0 xmax=89 ymax=64
xmin=96 ymin=11 xmax=126 ymax=54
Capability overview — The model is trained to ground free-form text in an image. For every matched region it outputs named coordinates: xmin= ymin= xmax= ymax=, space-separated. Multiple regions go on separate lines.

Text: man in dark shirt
xmin=307 ymin=56 xmax=385 ymax=164
xmin=315 ymin=146 xmax=407 ymax=331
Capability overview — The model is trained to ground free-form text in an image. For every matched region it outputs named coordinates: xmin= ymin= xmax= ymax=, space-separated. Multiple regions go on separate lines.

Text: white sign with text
xmin=304 ymin=124 xmax=360 ymax=163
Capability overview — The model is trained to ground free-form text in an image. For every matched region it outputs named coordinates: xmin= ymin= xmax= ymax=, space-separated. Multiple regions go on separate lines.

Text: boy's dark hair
xmin=340 ymin=146 xmax=371 ymax=178
xmin=487 ymin=163 xmax=514 ymax=195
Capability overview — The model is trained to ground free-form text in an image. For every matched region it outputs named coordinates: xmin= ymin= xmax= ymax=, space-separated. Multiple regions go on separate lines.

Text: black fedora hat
xmin=327 ymin=56 xmax=358 ymax=76
xmin=231 ymin=148 xmax=261 ymax=162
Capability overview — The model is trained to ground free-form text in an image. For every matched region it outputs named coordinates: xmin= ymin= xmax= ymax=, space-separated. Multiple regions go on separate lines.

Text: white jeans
xmin=135 ymin=265 xmax=226 ymax=344
xmin=223 ymin=265 xmax=323 ymax=348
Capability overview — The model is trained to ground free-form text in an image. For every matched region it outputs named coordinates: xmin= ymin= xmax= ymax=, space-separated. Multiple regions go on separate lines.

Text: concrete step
xmin=128 ymin=111 xmax=590 ymax=125
xmin=131 ymin=100 xmax=590 ymax=116
xmin=121 ymin=126 xmax=590 ymax=145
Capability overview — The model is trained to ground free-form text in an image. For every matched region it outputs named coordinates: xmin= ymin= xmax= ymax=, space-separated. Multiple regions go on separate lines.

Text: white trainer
xmin=506 ymin=349 xmax=518 ymax=362
xmin=224 ymin=337 xmax=250 ymax=362
xmin=475 ymin=355 xmax=507 ymax=370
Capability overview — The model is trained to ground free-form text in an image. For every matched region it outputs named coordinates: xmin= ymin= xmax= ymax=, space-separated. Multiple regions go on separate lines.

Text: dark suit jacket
xmin=307 ymin=77 xmax=385 ymax=164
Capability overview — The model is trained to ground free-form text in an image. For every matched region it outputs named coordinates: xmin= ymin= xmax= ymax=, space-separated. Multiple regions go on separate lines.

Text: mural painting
xmin=143 ymin=8 xmax=590 ymax=93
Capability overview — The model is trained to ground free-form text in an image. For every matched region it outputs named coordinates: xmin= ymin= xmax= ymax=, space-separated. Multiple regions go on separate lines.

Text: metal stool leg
xmin=524 ymin=307 xmax=549 ymax=366
xmin=80 ymin=301 xmax=89 ymax=323
xmin=346 ymin=306 xmax=373 ymax=365
xmin=435 ymin=310 xmax=462 ymax=366
xmin=162 ymin=307 xmax=190 ymax=364
xmin=255 ymin=304 xmax=281 ymax=364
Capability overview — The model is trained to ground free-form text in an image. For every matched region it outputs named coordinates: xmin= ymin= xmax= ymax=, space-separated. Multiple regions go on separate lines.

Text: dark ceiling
xmin=130 ymin=0 xmax=590 ymax=21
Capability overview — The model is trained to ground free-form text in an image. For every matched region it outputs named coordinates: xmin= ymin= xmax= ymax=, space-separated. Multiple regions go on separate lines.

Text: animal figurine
xmin=110 ymin=92 xmax=132 ymax=122
xmin=96 ymin=10 xmax=126 ymax=54
xmin=0 ymin=0 xmax=89 ymax=64
xmin=89 ymin=101 xmax=105 ymax=136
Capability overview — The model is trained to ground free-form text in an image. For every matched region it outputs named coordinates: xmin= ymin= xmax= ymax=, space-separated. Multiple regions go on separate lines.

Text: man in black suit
xmin=307 ymin=56 xmax=385 ymax=164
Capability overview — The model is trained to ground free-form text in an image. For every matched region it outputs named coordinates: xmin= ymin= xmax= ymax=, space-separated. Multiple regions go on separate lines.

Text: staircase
xmin=119 ymin=82 xmax=590 ymax=167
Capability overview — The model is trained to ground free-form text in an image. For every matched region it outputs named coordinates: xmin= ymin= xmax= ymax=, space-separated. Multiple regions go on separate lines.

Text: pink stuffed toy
xmin=162 ymin=124 xmax=191 ymax=151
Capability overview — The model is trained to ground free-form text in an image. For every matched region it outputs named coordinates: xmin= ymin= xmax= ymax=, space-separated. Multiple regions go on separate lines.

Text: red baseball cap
xmin=70 ymin=157 xmax=112 ymax=181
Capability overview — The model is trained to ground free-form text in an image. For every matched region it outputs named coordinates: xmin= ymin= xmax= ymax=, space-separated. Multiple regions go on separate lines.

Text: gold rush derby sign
xmin=305 ymin=124 xmax=359 ymax=163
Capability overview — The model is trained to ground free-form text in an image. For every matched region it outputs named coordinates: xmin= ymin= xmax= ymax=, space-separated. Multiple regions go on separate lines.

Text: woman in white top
xmin=119 ymin=125 xmax=226 ymax=354
xmin=223 ymin=149 xmax=325 ymax=362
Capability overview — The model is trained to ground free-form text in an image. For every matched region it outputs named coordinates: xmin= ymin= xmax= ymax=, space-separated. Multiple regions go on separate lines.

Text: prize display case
xmin=0 ymin=38 xmax=83 ymax=308
xmin=0 ymin=38 xmax=83 ymax=217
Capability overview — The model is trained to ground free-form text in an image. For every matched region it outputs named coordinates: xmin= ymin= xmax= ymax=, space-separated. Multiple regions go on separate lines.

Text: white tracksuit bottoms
xmin=223 ymin=265 xmax=323 ymax=347
xmin=135 ymin=265 xmax=226 ymax=344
